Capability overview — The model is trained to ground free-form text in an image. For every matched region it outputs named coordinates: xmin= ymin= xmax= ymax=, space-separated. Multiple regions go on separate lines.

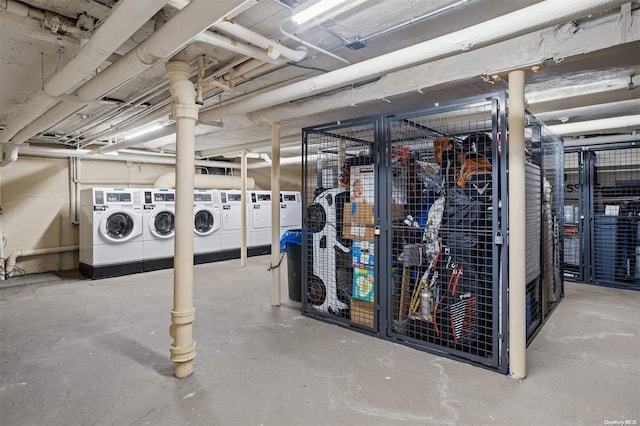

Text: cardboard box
xmin=343 ymin=202 xmax=375 ymax=241
xmin=350 ymin=298 xmax=374 ymax=328
xmin=352 ymin=266 xmax=375 ymax=302
xmin=351 ymin=240 xmax=375 ymax=267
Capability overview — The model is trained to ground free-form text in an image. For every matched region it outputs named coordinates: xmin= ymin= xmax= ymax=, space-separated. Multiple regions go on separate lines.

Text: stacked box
xmin=350 ymin=298 xmax=374 ymax=328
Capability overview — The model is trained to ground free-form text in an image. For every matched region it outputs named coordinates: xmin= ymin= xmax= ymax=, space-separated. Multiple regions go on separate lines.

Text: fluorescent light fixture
xmin=124 ymin=123 xmax=164 ymax=140
xmin=292 ymin=0 xmax=351 ymax=24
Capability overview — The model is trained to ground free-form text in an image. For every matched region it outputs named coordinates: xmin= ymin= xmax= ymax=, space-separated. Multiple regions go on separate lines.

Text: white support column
xmin=271 ymin=123 xmax=281 ymax=306
xmin=166 ymin=58 xmax=198 ymax=379
xmin=240 ymin=150 xmax=248 ymax=267
xmin=508 ymin=69 xmax=527 ymax=380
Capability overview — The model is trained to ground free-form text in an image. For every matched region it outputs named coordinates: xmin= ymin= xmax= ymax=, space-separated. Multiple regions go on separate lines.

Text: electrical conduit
xmin=166 ymin=56 xmax=198 ymax=379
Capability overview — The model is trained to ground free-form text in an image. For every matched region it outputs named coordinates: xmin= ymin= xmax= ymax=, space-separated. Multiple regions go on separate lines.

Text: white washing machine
xmin=280 ymin=191 xmax=302 ymax=233
xmin=249 ymin=190 xmax=272 ymax=250
xmin=193 ymin=189 xmax=221 ymax=264
xmin=79 ymin=187 xmax=143 ymax=279
xmin=142 ymin=188 xmax=175 ymax=271
xmin=219 ymin=190 xmax=251 ymax=256
xmin=306 ymin=187 xmax=351 ymax=314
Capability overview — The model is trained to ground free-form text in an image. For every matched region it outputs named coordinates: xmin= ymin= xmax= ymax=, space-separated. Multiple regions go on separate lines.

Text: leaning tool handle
xmin=433 ymin=262 xmax=463 ymax=338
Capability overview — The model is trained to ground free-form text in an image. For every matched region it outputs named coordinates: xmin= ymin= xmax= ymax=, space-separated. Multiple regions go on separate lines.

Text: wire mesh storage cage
xmin=564 ymin=143 xmax=640 ymax=290
xmin=301 ymin=92 xmax=564 ymax=372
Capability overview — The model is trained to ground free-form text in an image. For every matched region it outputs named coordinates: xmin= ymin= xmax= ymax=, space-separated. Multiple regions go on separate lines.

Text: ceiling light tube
xmin=292 ymin=0 xmax=351 ymax=24
xmin=124 ymin=123 xmax=164 ymax=140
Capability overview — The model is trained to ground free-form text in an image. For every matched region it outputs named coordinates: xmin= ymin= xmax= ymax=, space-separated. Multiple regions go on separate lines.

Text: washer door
xmin=99 ymin=210 xmax=141 ymax=243
xmin=194 ymin=208 xmax=220 ymax=236
xmin=149 ymin=209 xmax=175 ymax=239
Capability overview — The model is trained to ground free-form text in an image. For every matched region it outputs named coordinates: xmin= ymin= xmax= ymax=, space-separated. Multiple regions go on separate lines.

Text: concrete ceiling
xmin=1 ymin=0 xmax=639 ymax=165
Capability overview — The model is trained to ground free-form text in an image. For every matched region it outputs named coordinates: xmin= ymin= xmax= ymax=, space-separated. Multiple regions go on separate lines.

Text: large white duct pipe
xmin=6 ymin=0 xmax=250 ymax=147
xmin=213 ymin=19 xmax=307 ymax=62
xmin=15 ymin=145 xmax=241 ymax=168
xmin=0 ymin=0 xmax=167 ymax=145
xmin=563 ymin=133 xmax=640 ymax=147
xmin=153 ymin=172 xmax=255 ymax=189
xmin=4 ymin=246 xmax=79 ymax=279
xmin=547 ymin=115 xmax=640 ymax=136
xmin=508 ymin=70 xmax=527 ymax=380
xmin=200 ymin=0 xmax=628 ymax=123
xmin=166 ymin=57 xmax=198 ymax=379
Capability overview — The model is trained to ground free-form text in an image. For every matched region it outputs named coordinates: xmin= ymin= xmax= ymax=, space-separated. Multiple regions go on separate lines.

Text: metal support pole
xmin=240 ymin=150 xmax=248 ymax=267
xmin=166 ymin=58 xmax=198 ymax=379
xmin=508 ymin=69 xmax=527 ymax=379
xmin=271 ymin=123 xmax=281 ymax=306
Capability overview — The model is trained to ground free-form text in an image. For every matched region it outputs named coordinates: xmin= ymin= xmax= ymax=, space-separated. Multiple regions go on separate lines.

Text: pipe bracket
xmin=173 ymin=104 xmax=199 ymax=120
xmin=170 ymin=341 xmax=196 ymax=362
xmin=171 ymin=308 xmax=195 ymax=324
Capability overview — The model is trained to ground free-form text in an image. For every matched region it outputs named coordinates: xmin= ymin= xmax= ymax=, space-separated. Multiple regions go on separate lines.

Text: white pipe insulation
xmin=213 ymin=19 xmax=307 ymax=62
xmin=166 ymin=57 xmax=198 ymax=379
xmin=0 ymin=0 xmax=168 ymax=145
xmin=193 ymin=31 xmax=287 ymax=65
xmin=199 ymin=0 xmax=628 ymax=123
xmin=16 ymin=145 xmax=241 ymax=168
xmin=563 ymin=133 xmax=640 ymax=147
xmin=3 ymin=246 xmax=79 ymax=279
xmin=153 ymin=172 xmax=255 ymax=189
xmin=3 ymin=0 xmax=250 ymax=148
xmin=547 ymin=115 xmax=640 ymax=136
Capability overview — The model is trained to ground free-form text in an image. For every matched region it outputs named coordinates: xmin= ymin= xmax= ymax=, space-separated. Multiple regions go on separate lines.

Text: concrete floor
xmin=1 ymin=255 xmax=638 ymax=426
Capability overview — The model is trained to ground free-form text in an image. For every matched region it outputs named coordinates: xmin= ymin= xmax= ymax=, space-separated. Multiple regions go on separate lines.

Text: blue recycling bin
xmin=280 ymin=230 xmax=302 ymax=302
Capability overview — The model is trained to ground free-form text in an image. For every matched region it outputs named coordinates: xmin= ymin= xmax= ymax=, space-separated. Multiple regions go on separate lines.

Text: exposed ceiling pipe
xmin=0 ymin=0 xmax=168 ymax=144
xmin=0 ymin=144 xmax=18 ymax=167
xmin=199 ymin=0 xmax=629 ymax=123
xmin=213 ymin=19 xmax=307 ymax=62
xmin=193 ymin=31 xmax=286 ymax=65
xmin=279 ymin=18 xmax=350 ymax=64
xmin=246 ymin=154 xmax=317 ymax=169
xmin=532 ymin=99 xmax=640 ymax=123
xmin=16 ymin=145 xmax=241 ymax=168
xmin=563 ymin=133 xmax=639 ymax=147
xmin=4 ymin=0 xmax=251 ymax=148
xmin=547 ymin=114 xmax=640 ymax=136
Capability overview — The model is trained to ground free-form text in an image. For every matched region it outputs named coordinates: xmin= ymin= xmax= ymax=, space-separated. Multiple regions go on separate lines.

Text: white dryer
xmin=249 ymin=190 xmax=272 ymax=251
xmin=79 ymin=187 xmax=143 ymax=279
xmin=219 ymin=190 xmax=251 ymax=257
xmin=142 ymin=188 xmax=175 ymax=271
xmin=193 ymin=189 xmax=221 ymax=264
xmin=280 ymin=191 xmax=302 ymax=233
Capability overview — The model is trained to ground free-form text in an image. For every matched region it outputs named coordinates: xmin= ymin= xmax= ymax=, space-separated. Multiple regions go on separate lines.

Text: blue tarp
xmin=280 ymin=230 xmax=302 ymax=252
